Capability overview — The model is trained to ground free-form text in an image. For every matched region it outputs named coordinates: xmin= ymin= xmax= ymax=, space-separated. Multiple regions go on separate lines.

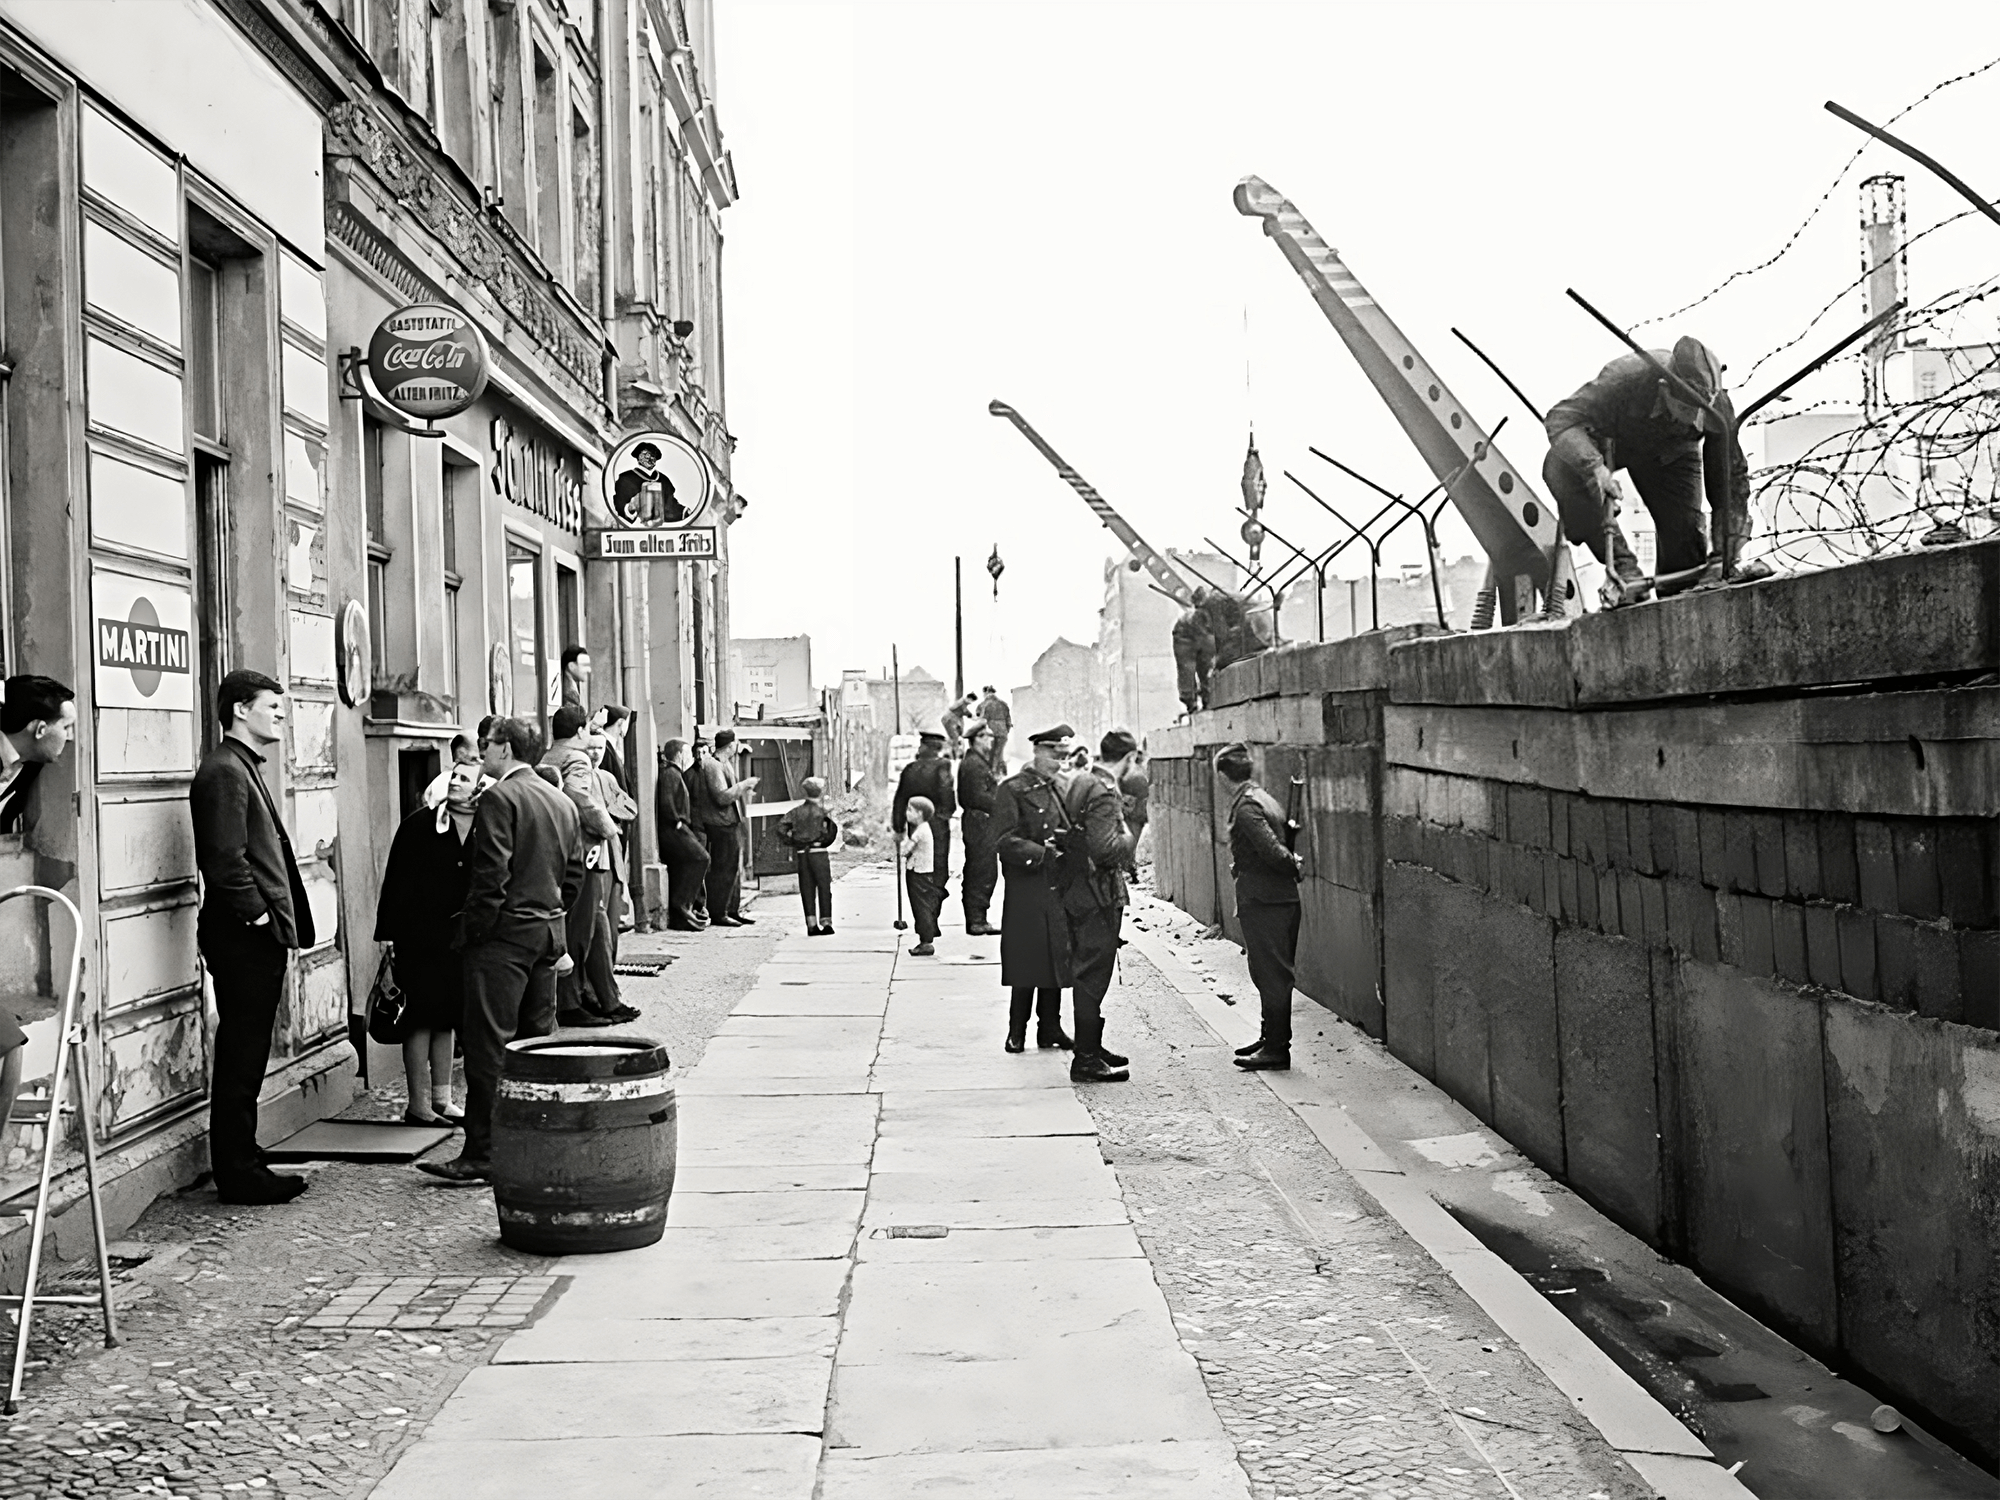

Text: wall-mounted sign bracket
xmin=336 ymin=349 xmax=447 ymax=439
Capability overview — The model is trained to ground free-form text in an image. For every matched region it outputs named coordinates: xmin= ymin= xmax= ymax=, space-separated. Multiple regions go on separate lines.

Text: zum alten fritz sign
xmin=587 ymin=430 xmax=718 ymax=562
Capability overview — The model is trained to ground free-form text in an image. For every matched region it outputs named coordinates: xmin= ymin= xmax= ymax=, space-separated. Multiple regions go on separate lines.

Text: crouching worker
xmin=778 ymin=777 xmax=841 ymax=935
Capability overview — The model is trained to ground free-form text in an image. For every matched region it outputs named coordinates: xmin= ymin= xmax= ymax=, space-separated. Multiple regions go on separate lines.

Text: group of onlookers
xmin=652 ymin=729 xmax=760 ymax=930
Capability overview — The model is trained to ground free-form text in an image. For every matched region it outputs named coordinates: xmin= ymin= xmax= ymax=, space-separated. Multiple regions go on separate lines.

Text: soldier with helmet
xmin=1542 ymin=335 xmax=1758 ymax=602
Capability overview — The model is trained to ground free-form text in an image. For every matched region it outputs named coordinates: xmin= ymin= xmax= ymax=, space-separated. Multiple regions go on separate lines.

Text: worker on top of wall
xmin=1172 ymin=588 xmax=1216 ymax=717
xmin=1541 ymin=336 xmax=1764 ymax=603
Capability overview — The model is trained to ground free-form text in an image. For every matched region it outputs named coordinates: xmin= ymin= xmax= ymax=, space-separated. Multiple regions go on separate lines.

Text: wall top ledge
xmin=1385 ymin=541 xmax=2000 ymax=710
xmin=1209 ymin=624 xmax=1441 ymax=709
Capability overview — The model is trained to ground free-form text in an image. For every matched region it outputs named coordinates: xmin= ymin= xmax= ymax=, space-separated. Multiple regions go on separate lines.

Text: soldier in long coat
xmin=991 ymin=725 xmax=1077 ymax=1052
xmin=1057 ymin=730 xmax=1140 ymax=1082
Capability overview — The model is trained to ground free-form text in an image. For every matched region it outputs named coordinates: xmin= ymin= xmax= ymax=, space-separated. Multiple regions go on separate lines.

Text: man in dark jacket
xmin=192 ymin=670 xmax=315 ymax=1205
xmin=655 ymin=739 xmax=710 ymax=930
xmin=892 ymin=727 xmax=956 ymax=912
xmin=992 ymin=726 xmax=1076 ymax=1054
xmin=1542 ymin=335 xmax=1752 ymax=594
xmin=1059 ymin=729 xmax=1139 ymax=1083
xmin=1172 ymin=592 xmax=1216 ymax=716
xmin=1216 ymin=742 xmax=1303 ymax=1072
xmin=957 ymin=721 xmax=1002 ymax=935
xmin=695 ymin=729 xmax=760 ymax=925
xmin=977 ymin=688 xmax=1012 ymax=773
xmin=421 ymin=715 xmax=583 ymax=1182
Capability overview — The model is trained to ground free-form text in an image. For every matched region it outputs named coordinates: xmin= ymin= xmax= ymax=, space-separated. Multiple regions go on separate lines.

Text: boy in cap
xmin=891 ymin=723 xmax=956 ymax=915
xmin=778 ymin=776 xmax=841 ymax=935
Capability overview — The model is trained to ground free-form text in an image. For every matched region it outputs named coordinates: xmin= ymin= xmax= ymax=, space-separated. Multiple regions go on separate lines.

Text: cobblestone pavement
xmin=1082 ymin=945 xmax=1652 ymax=1500
xmin=0 ymin=914 xmax=779 ymax=1500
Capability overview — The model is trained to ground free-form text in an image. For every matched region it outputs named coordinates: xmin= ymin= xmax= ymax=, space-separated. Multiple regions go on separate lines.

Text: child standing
xmin=777 ymin=777 xmax=841 ymax=935
xmin=900 ymin=795 xmax=941 ymax=955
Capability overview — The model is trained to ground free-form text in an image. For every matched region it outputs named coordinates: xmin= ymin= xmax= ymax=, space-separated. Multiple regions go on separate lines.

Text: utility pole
xmin=891 ymin=643 xmax=901 ymax=733
xmin=954 ymin=557 xmax=964 ymax=701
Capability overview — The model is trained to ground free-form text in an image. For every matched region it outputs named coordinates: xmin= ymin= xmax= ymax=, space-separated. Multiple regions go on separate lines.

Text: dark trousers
xmin=1240 ymin=898 xmax=1302 ymax=1051
xmin=665 ymin=825 xmax=710 ymax=923
xmin=1543 ymin=428 xmax=1710 ymax=576
xmin=704 ymin=822 xmax=743 ymax=919
xmin=906 ymin=870 xmax=942 ymax=941
xmin=559 ymin=867 xmax=619 ymax=1014
xmin=200 ymin=917 xmax=288 ymax=1186
xmin=961 ymin=811 xmax=997 ymax=925
xmin=459 ymin=918 xmax=561 ymax=1164
xmin=1007 ymin=986 xmax=1064 ymax=1040
xmin=933 ymin=822 xmax=952 ymax=898
xmin=797 ymin=850 xmax=833 ymax=925
xmin=1067 ymin=905 xmax=1121 ymax=1055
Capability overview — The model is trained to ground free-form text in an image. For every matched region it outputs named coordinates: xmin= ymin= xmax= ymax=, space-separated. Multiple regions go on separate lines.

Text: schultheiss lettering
xmin=490 ymin=416 xmax=584 ymax=534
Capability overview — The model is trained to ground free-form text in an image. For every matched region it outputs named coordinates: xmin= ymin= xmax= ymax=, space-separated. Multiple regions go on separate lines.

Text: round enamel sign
xmin=367 ymin=303 xmax=490 ymax=420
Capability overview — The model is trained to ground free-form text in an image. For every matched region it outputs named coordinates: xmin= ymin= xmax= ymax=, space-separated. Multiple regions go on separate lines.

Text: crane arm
xmin=987 ymin=399 xmax=1200 ymax=606
xmin=1233 ymin=176 xmax=1556 ymax=586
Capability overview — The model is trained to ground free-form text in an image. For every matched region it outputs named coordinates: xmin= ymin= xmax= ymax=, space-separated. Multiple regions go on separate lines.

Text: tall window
xmin=363 ymin=417 xmax=390 ymax=680
xmin=506 ymin=539 xmax=542 ymax=729
xmin=442 ymin=452 xmax=476 ymax=706
xmin=531 ymin=42 xmax=564 ymax=272
xmin=488 ymin=1 xmax=527 ymax=233
xmin=570 ymin=102 xmax=598 ymax=309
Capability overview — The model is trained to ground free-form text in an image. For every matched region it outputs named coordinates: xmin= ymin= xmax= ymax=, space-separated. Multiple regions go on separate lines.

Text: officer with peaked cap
xmin=1542 ymin=335 xmax=1754 ymax=597
xmin=891 ymin=720 xmax=957 ymax=907
xmin=990 ymin=725 xmax=1078 ymax=1054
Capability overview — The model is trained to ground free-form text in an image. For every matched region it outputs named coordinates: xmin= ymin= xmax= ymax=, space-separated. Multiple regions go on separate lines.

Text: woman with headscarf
xmin=374 ymin=759 xmax=480 ymax=1124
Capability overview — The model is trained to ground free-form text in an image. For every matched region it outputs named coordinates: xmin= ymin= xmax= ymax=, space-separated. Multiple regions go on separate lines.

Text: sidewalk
xmin=371 ymin=865 xmax=1247 ymax=1498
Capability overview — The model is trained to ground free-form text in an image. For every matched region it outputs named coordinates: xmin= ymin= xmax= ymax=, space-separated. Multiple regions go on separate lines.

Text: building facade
xmin=729 ymin=634 xmax=812 ymax=719
xmin=0 ymin=0 xmax=736 ymax=1247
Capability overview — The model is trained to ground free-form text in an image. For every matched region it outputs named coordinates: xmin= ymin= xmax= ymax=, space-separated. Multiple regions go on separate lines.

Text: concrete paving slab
xmin=668 ymin=1189 xmax=865 ymax=1228
xmin=675 ymin=1073 xmax=875 ymax=1095
xmin=815 ymin=1441 xmax=1252 ymax=1499
xmin=496 ymin=1316 xmax=839 ymax=1364
xmin=869 ymin=1059 xmax=1074 ymax=1093
xmin=713 ymin=1014 xmax=884 ymax=1039
xmin=825 ymin=1346 xmax=1226 ymax=1455
xmin=731 ymin=991 xmax=891 ymax=1016
xmin=426 ymin=1357 xmax=832 ymax=1439
xmin=371 ymin=1435 xmax=821 ymax=1500
xmin=854 ymin=1224 xmax=1143 ymax=1263
xmin=545 ymin=1259 xmax=849 ymax=1322
xmin=672 ymin=1163 xmax=871 ymax=1193
xmin=675 ymin=1123 xmax=877 ymax=1167
xmin=689 ymin=1045 xmax=882 ymax=1078
xmin=863 ymin=1156 xmax=1119 ymax=1207
xmin=598 ymin=1222 xmax=854 ymax=1261
xmin=877 ymin=1087 xmax=1097 ymax=1138
xmin=675 ymin=1092 xmax=879 ymax=1133
xmin=859 ymin=1191 xmax=1129 ymax=1230
xmin=870 ymin=1134 xmax=1111 ymax=1179
xmin=838 ymin=1260 xmax=1177 ymax=1363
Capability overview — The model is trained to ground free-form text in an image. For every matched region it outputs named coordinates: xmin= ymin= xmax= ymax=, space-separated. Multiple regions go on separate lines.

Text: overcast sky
xmin=714 ymin=0 xmax=2000 ymax=695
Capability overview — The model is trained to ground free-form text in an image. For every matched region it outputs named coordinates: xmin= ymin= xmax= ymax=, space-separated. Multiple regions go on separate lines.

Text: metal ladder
xmin=0 ymin=885 xmax=118 ymax=1415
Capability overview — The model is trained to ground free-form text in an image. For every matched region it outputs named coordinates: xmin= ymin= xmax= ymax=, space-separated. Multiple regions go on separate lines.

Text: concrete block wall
xmin=1147 ymin=545 xmax=2000 ymax=1468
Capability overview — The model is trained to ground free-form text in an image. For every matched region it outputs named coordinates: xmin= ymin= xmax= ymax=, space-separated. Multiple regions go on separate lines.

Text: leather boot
xmin=1034 ymin=990 xmax=1070 ymax=1050
xmin=1006 ymin=988 xmax=1032 ymax=1054
xmin=1069 ymin=1019 xmax=1128 ymax=1082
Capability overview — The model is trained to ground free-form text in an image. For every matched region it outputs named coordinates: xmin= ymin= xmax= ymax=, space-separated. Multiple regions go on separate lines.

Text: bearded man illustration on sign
xmin=611 ymin=443 xmax=686 ymax=526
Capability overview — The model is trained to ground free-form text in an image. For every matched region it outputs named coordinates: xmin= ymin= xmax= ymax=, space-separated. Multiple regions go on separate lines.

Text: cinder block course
xmin=1772 ymin=901 xmax=1810 ymax=987
xmin=1750 ymin=813 xmax=1789 ymax=899
xmin=1699 ymin=808 xmax=1730 ymax=888
xmin=1819 ymin=816 xmax=1860 ymax=906
xmin=1617 ymin=869 xmax=1647 ymax=944
xmin=1784 ymin=815 xmax=1822 ymax=902
xmin=1739 ymin=895 xmax=1777 ymax=977
xmin=1558 ymin=857 xmax=1582 ymax=925
xmin=1689 ymin=885 xmax=1721 ymax=965
xmin=1805 ymin=904 xmax=1842 ymax=992
xmin=1665 ymin=806 xmax=1701 ymax=881
xmin=1876 ymin=915 xmax=1920 ymax=1011
xmin=1937 ymin=822 xmax=1993 ymax=928
xmin=1910 ymin=921 xmax=1963 ymax=1024
xmin=1961 ymin=931 xmax=2000 ymax=1030
xmin=1855 ymin=819 xmax=1898 ymax=913
xmin=1836 ymin=908 xmax=1878 ymax=1002
xmin=1571 ymin=797 xmax=1605 ymax=868
xmin=1716 ymin=891 xmax=1744 ymax=968
xmin=1382 ymin=862 xmax=1438 ymax=1078
xmin=1550 ymin=792 xmax=1572 ymax=857
xmin=1596 ymin=867 xmax=1622 ymax=937
xmin=1603 ymin=800 xmax=1632 ymax=871
xmin=1893 ymin=824 xmax=1944 ymax=923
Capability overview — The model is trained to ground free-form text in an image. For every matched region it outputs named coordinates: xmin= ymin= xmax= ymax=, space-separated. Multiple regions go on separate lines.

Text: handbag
xmin=366 ymin=947 xmax=412 ymax=1045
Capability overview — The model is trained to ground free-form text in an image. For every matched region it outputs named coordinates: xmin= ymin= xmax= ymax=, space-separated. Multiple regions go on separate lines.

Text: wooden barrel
xmin=492 ymin=1036 xmax=677 ymax=1255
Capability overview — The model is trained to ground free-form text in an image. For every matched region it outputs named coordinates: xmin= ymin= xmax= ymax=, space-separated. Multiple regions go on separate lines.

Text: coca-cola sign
xmin=366 ymin=303 xmax=490 ymax=420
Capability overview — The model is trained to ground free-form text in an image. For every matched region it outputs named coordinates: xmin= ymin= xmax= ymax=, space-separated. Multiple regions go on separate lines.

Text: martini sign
xmin=93 ymin=570 xmax=194 ymax=712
